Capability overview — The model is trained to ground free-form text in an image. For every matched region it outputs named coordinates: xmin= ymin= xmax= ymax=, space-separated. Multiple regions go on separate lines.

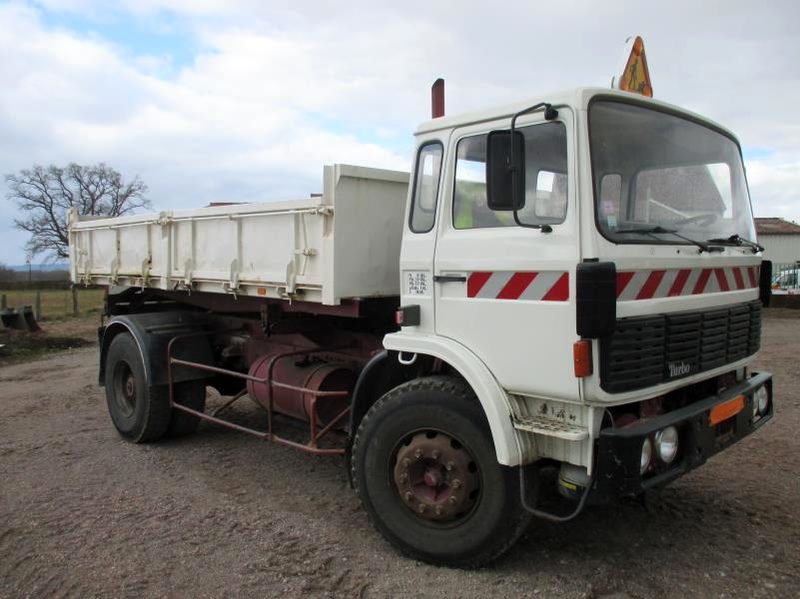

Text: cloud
xmin=747 ymin=155 xmax=800 ymax=221
xmin=1 ymin=1 xmax=417 ymax=263
xmin=2 ymin=0 xmax=800 ymax=265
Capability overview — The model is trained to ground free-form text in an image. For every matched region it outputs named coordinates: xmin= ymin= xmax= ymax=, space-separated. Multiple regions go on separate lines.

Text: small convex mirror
xmin=486 ymin=130 xmax=525 ymax=211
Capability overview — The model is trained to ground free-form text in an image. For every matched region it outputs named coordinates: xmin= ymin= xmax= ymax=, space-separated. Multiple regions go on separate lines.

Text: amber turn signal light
xmin=573 ymin=340 xmax=592 ymax=378
xmin=708 ymin=395 xmax=745 ymax=427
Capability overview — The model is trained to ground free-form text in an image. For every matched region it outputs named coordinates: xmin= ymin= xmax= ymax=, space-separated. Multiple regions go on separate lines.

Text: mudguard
xmin=381 ymin=332 xmax=521 ymax=467
xmin=98 ymin=311 xmax=218 ymax=387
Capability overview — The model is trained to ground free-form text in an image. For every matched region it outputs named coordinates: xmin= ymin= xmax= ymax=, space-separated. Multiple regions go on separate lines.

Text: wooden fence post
xmin=71 ymin=285 xmax=79 ymax=317
xmin=34 ymin=291 xmax=41 ymax=321
xmin=1 ymin=294 xmax=6 ymax=311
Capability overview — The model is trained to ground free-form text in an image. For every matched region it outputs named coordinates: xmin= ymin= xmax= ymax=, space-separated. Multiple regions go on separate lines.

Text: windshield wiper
xmin=705 ymin=234 xmax=764 ymax=254
xmin=615 ymin=226 xmax=724 ymax=253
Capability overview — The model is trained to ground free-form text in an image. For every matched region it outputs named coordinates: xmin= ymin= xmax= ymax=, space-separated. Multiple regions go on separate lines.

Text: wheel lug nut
xmin=435 ymin=506 xmax=443 ymax=516
xmin=445 ymin=461 xmax=454 ymax=471
xmin=402 ymin=458 xmax=411 ymax=467
xmin=418 ymin=504 xmax=427 ymax=514
xmin=405 ymin=491 xmax=414 ymax=501
xmin=431 ymin=449 xmax=441 ymax=459
xmin=451 ymin=479 xmax=462 ymax=489
xmin=448 ymin=495 xmax=458 ymax=505
xmin=398 ymin=472 xmax=408 ymax=483
xmin=414 ymin=449 xmax=423 ymax=459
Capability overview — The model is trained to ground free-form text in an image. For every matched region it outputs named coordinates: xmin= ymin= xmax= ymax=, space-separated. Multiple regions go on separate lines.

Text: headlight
xmin=754 ymin=386 xmax=769 ymax=416
xmin=640 ymin=437 xmax=653 ymax=475
xmin=655 ymin=426 xmax=679 ymax=464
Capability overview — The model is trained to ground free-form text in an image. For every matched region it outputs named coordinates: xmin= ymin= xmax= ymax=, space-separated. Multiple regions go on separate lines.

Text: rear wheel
xmin=166 ymin=380 xmax=207 ymax=437
xmin=351 ymin=376 xmax=531 ymax=568
xmin=105 ymin=333 xmax=171 ymax=443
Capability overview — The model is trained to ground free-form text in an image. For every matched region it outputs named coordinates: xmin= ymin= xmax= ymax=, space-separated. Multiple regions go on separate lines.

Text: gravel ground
xmin=1 ymin=312 xmax=798 ymax=598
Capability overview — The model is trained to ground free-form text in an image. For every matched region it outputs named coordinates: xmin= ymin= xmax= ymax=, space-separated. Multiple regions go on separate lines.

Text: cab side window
xmin=453 ymin=135 xmax=502 ymax=229
xmin=453 ymin=122 xmax=568 ymax=229
xmin=409 ymin=142 xmax=443 ymax=233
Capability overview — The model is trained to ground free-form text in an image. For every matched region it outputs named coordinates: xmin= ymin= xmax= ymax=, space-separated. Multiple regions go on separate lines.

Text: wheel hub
xmin=113 ymin=362 xmax=137 ymax=416
xmin=124 ymin=374 xmax=136 ymax=400
xmin=393 ymin=432 xmax=479 ymax=523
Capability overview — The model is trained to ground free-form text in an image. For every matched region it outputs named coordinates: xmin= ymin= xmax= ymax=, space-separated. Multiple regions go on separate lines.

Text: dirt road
xmin=1 ymin=313 xmax=798 ymax=598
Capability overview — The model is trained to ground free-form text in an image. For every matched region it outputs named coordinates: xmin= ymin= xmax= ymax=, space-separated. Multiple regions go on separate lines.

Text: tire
xmin=351 ymin=376 xmax=532 ymax=568
xmin=166 ymin=380 xmax=207 ymax=438
xmin=104 ymin=332 xmax=171 ymax=443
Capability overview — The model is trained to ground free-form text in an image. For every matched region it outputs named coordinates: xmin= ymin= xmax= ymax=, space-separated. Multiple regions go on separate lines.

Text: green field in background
xmin=0 ymin=288 xmax=104 ymax=319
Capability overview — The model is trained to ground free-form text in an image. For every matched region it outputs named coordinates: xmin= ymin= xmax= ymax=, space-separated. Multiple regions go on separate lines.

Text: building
xmin=755 ymin=217 xmax=800 ymax=267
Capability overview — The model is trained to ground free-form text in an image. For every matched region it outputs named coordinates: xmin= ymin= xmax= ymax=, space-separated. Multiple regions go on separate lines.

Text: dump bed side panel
xmin=69 ymin=164 xmax=409 ymax=305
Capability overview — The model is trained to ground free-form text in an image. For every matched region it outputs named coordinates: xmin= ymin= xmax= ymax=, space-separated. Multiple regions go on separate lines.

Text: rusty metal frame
xmin=166 ymin=330 xmax=350 ymax=455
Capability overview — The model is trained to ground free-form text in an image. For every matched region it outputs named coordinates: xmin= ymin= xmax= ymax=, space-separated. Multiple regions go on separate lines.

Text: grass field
xmin=0 ymin=288 xmax=104 ymax=320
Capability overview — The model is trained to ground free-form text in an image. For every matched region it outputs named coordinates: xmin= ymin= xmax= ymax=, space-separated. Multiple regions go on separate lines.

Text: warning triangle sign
xmin=614 ymin=36 xmax=653 ymax=97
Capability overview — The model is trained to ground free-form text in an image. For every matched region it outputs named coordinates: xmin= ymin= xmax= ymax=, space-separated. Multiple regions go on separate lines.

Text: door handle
xmin=433 ymin=274 xmax=467 ymax=283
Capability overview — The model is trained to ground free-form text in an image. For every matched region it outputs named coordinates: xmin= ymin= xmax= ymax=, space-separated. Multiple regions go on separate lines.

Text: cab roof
xmin=414 ymin=87 xmax=738 ymax=143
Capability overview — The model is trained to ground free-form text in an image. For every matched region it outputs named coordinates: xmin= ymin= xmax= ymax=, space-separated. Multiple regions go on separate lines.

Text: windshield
xmin=589 ymin=99 xmax=755 ymax=245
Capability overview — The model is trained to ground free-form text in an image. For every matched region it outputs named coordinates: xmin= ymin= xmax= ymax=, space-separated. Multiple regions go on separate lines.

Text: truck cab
xmin=387 ymin=85 xmax=771 ymax=500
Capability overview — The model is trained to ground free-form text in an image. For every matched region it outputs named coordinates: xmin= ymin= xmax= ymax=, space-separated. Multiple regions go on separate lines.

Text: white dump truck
xmin=69 ymin=38 xmax=774 ymax=567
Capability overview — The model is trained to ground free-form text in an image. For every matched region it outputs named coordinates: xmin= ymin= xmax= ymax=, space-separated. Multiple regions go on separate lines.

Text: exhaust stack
xmin=431 ymin=78 xmax=445 ymax=118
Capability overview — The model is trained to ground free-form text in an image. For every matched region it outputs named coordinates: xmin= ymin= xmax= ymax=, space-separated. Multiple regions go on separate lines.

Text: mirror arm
xmin=509 ymin=102 xmax=558 ymax=231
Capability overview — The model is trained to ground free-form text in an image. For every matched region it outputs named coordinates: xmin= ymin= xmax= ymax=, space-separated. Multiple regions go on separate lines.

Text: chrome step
xmin=512 ymin=415 xmax=588 ymax=441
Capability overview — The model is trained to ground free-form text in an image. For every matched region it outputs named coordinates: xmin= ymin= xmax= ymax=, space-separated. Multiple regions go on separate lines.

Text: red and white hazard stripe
xmin=467 ymin=271 xmax=569 ymax=301
xmin=616 ymin=266 xmax=759 ymax=301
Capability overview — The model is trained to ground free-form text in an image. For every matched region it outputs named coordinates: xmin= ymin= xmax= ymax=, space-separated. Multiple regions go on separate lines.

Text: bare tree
xmin=5 ymin=163 xmax=151 ymax=259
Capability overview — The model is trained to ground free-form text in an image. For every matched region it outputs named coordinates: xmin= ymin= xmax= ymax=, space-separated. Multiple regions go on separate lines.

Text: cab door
xmin=433 ymin=114 xmax=580 ymax=400
xmin=398 ymin=138 xmax=445 ymax=333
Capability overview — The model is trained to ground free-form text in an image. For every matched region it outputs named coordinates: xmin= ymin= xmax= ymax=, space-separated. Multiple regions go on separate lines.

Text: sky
xmin=1 ymin=0 xmax=798 ymax=265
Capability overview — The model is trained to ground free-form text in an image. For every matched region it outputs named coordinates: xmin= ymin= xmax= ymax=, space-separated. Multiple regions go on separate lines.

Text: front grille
xmin=600 ymin=300 xmax=761 ymax=393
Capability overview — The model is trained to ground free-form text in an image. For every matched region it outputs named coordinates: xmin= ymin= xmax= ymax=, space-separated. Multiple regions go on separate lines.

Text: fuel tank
xmin=246 ymin=353 xmax=354 ymax=427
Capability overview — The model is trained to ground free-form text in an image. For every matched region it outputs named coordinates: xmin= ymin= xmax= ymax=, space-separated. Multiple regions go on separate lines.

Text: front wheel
xmin=351 ymin=376 xmax=531 ymax=568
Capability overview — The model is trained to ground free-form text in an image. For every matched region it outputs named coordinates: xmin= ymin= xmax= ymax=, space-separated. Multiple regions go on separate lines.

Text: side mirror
xmin=486 ymin=130 xmax=525 ymax=211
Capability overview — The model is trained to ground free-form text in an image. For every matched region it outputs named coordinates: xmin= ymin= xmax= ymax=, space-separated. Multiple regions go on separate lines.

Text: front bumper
xmin=592 ymin=372 xmax=773 ymax=502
